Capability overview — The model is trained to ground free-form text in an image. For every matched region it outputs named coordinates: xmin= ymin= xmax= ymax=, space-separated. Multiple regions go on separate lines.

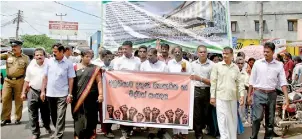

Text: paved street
xmin=1 ymin=101 xmax=302 ymax=139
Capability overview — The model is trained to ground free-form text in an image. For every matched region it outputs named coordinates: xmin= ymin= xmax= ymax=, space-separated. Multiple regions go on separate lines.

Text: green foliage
xmin=21 ymin=34 xmax=56 ymax=53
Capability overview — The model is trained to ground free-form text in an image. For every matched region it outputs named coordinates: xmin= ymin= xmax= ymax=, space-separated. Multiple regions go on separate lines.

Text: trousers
xmin=48 ymin=96 xmax=67 ymax=139
xmin=28 ymin=88 xmax=50 ymax=135
xmin=251 ymin=90 xmax=277 ymax=139
xmin=193 ymin=87 xmax=210 ymax=137
xmin=1 ymin=78 xmax=24 ymax=120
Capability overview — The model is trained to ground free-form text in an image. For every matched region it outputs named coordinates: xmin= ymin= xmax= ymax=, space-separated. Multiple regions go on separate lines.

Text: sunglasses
xmin=237 ymin=63 xmax=244 ymax=65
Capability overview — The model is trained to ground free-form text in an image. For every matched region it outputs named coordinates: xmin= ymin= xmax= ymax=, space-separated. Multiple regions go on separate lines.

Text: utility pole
xmin=259 ymin=1 xmax=264 ymax=45
xmin=15 ymin=10 xmax=22 ymax=40
xmin=56 ymin=13 xmax=67 ymax=43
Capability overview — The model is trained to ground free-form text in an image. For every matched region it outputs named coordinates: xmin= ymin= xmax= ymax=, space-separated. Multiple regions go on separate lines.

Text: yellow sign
xmin=235 ymin=39 xmax=260 ymax=49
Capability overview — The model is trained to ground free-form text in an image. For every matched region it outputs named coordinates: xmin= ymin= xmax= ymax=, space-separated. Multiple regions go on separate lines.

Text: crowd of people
xmin=0 ymin=39 xmax=302 ymax=139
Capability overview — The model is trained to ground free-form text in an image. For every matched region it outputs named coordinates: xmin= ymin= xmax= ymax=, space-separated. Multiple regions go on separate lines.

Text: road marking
xmin=11 ymin=106 xmax=28 ymax=120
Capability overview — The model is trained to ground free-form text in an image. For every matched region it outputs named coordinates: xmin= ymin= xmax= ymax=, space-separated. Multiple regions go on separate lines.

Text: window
xmin=231 ymin=21 xmax=237 ymax=32
xmin=255 ymin=20 xmax=265 ymax=31
xmin=202 ymin=1 xmax=206 ymax=6
xmin=288 ymin=20 xmax=297 ymax=31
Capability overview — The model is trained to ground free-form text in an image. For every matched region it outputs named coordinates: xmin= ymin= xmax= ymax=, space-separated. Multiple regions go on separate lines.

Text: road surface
xmin=1 ymin=101 xmax=302 ymax=139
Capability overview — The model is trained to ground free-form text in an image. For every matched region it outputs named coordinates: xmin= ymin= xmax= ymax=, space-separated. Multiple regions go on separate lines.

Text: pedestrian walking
xmin=283 ymin=52 xmax=294 ymax=83
xmin=94 ymin=50 xmax=115 ymax=138
xmin=140 ymin=48 xmax=168 ymax=139
xmin=190 ymin=45 xmax=213 ymax=139
xmin=113 ymin=41 xmax=141 ymax=139
xmin=40 ymin=43 xmax=76 ymax=139
xmin=0 ymin=40 xmax=30 ymax=126
xmin=248 ymin=42 xmax=290 ymax=139
xmin=210 ymin=47 xmax=245 ymax=139
xmin=21 ymin=48 xmax=52 ymax=139
xmin=167 ymin=46 xmax=192 ymax=139
xmin=292 ymin=56 xmax=302 ymax=85
xmin=71 ymin=50 xmax=103 ymax=139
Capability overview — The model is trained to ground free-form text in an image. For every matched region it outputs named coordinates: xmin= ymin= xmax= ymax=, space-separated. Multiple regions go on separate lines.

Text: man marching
xmin=1 ymin=40 xmax=30 ymax=126
xmin=248 ymin=42 xmax=289 ymax=139
xmin=21 ymin=48 xmax=52 ymax=139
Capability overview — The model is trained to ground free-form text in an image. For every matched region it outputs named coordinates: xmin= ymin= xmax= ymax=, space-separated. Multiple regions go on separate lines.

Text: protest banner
xmin=102 ymin=71 xmax=194 ymax=129
xmin=101 ymin=1 xmax=232 ymax=53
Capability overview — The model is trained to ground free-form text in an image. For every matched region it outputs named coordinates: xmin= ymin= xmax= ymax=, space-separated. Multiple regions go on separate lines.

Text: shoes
xmin=39 ymin=122 xmax=44 ymax=128
xmin=15 ymin=120 xmax=21 ymax=125
xmin=32 ymin=135 xmax=39 ymax=139
xmin=45 ymin=128 xmax=52 ymax=134
xmin=1 ymin=120 xmax=11 ymax=126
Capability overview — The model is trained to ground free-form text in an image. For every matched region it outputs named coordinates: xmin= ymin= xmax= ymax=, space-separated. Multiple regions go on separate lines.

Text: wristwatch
xmin=68 ymin=94 xmax=73 ymax=97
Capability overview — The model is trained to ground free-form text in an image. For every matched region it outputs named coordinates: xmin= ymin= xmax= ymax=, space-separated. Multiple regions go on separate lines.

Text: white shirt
xmin=249 ymin=58 xmax=287 ymax=90
xmin=167 ymin=59 xmax=192 ymax=73
xmin=292 ymin=63 xmax=302 ymax=84
xmin=113 ymin=55 xmax=141 ymax=71
xmin=140 ymin=60 xmax=168 ymax=72
xmin=25 ymin=59 xmax=47 ymax=90
xmin=191 ymin=59 xmax=214 ymax=87
xmin=91 ymin=58 xmax=104 ymax=67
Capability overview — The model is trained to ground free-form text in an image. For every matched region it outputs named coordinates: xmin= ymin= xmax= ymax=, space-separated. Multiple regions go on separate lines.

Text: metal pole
xmin=56 ymin=13 xmax=67 ymax=43
xmin=16 ymin=10 xmax=21 ymax=40
xmin=259 ymin=2 xmax=264 ymax=45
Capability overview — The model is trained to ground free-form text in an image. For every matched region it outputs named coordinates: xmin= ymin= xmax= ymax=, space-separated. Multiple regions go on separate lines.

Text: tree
xmin=21 ymin=34 xmax=56 ymax=52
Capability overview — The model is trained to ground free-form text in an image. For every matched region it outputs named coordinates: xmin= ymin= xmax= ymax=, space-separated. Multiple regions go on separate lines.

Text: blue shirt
xmin=44 ymin=57 xmax=76 ymax=97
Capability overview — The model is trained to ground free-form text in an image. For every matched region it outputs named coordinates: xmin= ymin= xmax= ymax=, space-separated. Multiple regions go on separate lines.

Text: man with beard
xmin=114 ymin=41 xmax=141 ymax=139
xmin=138 ymin=45 xmax=148 ymax=63
xmin=190 ymin=45 xmax=213 ymax=139
xmin=40 ymin=43 xmax=76 ymax=139
xmin=21 ymin=48 xmax=52 ymax=139
xmin=1 ymin=40 xmax=30 ymax=126
xmin=210 ymin=47 xmax=245 ymax=139
xmin=248 ymin=42 xmax=289 ymax=139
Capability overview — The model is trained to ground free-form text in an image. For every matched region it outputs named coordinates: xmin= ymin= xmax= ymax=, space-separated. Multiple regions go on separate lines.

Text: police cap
xmin=10 ymin=40 xmax=23 ymax=47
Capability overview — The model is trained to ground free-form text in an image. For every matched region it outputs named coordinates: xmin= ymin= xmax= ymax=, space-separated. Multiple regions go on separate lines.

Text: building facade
xmin=230 ymin=1 xmax=302 ymax=43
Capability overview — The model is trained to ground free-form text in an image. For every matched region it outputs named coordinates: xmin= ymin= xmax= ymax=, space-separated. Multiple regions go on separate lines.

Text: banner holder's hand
xmin=239 ymin=96 xmax=244 ymax=106
xmin=210 ymin=98 xmax=216 ymax=107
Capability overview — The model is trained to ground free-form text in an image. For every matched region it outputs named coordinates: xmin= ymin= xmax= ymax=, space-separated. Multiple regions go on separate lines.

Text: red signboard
xmin=49 ymin=21 xmax=78 ymax=35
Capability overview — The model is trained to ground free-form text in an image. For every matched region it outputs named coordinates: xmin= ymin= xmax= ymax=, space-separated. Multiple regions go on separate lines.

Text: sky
xmin=0 ymin=1 xmax=182 ymax=42
xmin=0 ymin=1 xmax=103 ymax=41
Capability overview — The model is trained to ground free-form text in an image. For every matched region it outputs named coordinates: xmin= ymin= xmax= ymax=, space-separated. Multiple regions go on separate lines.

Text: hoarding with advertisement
xmin=49 ymin=21 xmax=78 ymax=36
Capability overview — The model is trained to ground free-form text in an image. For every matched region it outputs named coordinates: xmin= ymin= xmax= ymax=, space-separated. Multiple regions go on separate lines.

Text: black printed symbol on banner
xmin=128 ymin=107 xmax=138 ymax=121
xmin=119 ymin=105 xmax=128 ymax=120
xmin=174 ymin=108 xmax=184 ymax=124
xmin=107 ymin=105 xmax=114 ymax=118
xmin=151 ymin=107 xmax=160 ymax=123
xmin=165 ymin=109 xmax=174 ymax=123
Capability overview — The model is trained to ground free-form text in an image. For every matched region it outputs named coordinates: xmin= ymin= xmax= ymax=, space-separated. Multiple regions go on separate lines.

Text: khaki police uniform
xmin=0 ymin=52 xmax=29 ymax=121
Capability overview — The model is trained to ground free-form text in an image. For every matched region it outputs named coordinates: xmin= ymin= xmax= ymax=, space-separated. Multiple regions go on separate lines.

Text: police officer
xmin=0 ymin=40 xmax=30 ymax=126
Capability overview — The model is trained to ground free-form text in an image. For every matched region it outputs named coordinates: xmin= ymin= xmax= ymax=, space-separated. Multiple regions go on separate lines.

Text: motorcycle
xmin=275 ymin=84 xmax=302 ymax=137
